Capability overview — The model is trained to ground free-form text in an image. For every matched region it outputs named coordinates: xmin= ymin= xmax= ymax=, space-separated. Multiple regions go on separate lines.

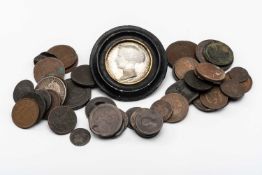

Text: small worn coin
xmin=173 ymin=57 xmax=199 ymax=80
xmin=13 ymin=80 xmax=34 ymax=102
xmin=200 ymin=87 xmax=228 ymax=110
xmin=70 ymin=128 xmax=91 ymax=146
xmin=184 ymin=70 xmax=213 ymax=92
xmin=228 ymin=67 xmax=250 ymax=83
xmin=85 ymin=97 xmax=116 ymax=118
xmin=126 ymin=107 xmax=141 ymax=129
xmin=196 ymin=40 xmax=217 ymax=63
xmin=48 ymin=106 xmax=77 ymax=135
xmin=240 ymin=77 xmax=253 ymax=93
xmin=165 ymin=80 xmax=199 ymax=103
xmin=150 ymin=100 xmax=172 ymax=122
xmin=12 ymin=98 xmax=39 ymax=129
xmin=195 ymin=63 xmax=225 ymax=83
xmin=166 ymin=41 xmax=197 ymax=66
xmin=45 ymin=90 xmax=61 ymax=120
xmin=71 ymin=65 xmax=96 ymax=88
xmin=63 ymin=79 xmax=91 ymax=110
xmin=161 ymin=93 xmax=189 ymax=123
xmin=114 ymin=109 xmax=129 ymax=137
xmin=33 ymin=57 xmax=65 ymax=82
xmin=33 ymin=52 xmax=57 ymax=65
xmin=89 ymin=104 xmax=123 ymax=138
xmin=35 ymin=76 xmax=67 ymax=104
xmin=193 ymin=98 xmax=217 ymax=112
xmin=35 ymin=90 xmax=52 ymax=110
xmin=220 ymin=79 xmax=245 ymax=100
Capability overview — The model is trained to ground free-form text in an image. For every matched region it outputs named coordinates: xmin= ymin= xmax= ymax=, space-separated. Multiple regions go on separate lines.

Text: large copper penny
xmin=228 ymin=67 xmax=250 ymax=83
xmin=173 ymin=57 xmax=199 ymax=80
xmin=161 ymin=93 xmax=189 ymax=123
xmin=196 ymin=40 xmax=217 ymax=63
xmin=193 ymin=98 xmax=217 ymax=112
xmin=150 ymin=100 xmax=172 ymax=122
xmin=195 ymin=63 xmax=225 ymax=83
xmin=240 ymin=77 xmax=253 ymax=93
xmin=220 ymin=79 xmax=245 ymax=100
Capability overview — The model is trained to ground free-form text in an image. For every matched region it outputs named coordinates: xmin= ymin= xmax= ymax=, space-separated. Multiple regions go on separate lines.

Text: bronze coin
xmin=150 ymin=100 xmax=172 ymax=122
xmin=45 ymin=90 xmax=61 ymax=120
xmin=48 ymin=45 xmax=78 ymax=72
xmin=173 ymin=57 xmax=199 ymax=80
xmin=196 ymin=40 xmax=217 ymax=63
xmin=35 ymin=89 xmax=52 ymax=110
xmin=13 ymin=80 xmax=34 ymax=102
xmin=126 ymin=107 xmax=141 ymax=129
xmin=220 ymin=79 xmax=245 ymax=100
xmin=200 ymin=87 xmax=228 ymax=110
xmin=228 ymin=67 xmax=250 ymax=83
xmin=193 ymin=98 xmax=216 ymax=112
xmin=166 ymin=41 xmax=197 ymax=66
xmin=161 ymin=93 xmax=189 ymax=123
xmin=240 ymin=77 xmax=253 ymax=93
xmin=33 ymin=52 xmax=57 ymax=65
xmin=64 ymin=57 xmax=78 ymax=73
xmin=114 ymin=109 xmax=128 ymax=137
xmin=12 ymin=98 xmax=40 ymax=129
xmin=71 ymin=65 xmax=96 ymax=88
xmin=33 ymin=57 xmax=65 ymax=82
xmin=195 ymin=63 xmax=225 ymax=83
xmin=70 ymin=128 xmax=91 ymax=146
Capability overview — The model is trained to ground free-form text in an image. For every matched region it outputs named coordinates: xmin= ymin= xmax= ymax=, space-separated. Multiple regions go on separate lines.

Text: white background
xmin=0 ymin=0 xmax=261 ymax=174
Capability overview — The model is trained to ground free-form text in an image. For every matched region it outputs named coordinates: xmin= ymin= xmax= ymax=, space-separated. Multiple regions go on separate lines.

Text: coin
xmin=48 ymin=45 xmax=78 ymax=72
xmin=13 ymin=80 xmax=34 ymax=102
xmin=89 ymin=104 xmax=123 ymax=138
xmin=173 ymin=57 xmax=199 ymax=80
xmin=166 ymin=41 xmax=197 ymax=66
xmin=45 ymin=90 xmax=61 ymax=120
xmin=126 ymin=107 xmax=141 ymax=129
xmin=33 ymin=52 xmax=57 ymax=65
xmin=70 ymin=128 xmax=91 ymax=146
xmin=184 ymin=70 xmax=212 ymax=91
xmin=64 ymin=58 xmax=78 ymax=73
xmin=35 ymin=89 xmax=52 ymax=110
xmin=71 ymin=65 xmax=96 ymax=88
xmin=48 ymin=106 xmax=77 ymax=135
xmin=115 ymin=109 xmax=128 ymax=137
xmin=165 ymin=80 xmax=199 ymax=103
xmin=150 ymin=100 xmax=172 ymax=122
xmin=161 ymin=93 xmax=189 ymax=123
xmin=228 ymin=67 xmax=250 ymax=83
xmin=193 ymin=98 xmax=216 ymax=112
xmin=200 ymin=87 xmax=228 ymax=110
xmin=63 ymin=79 xmax=91 ymax=110
xmin=195 ymin=63 xmax=225 ymax=83
xmin=240 ymin=77 xmax=253 ymax=93
xmin=12 ymin=98 xmax=39 ymax=129
xmin=220 ymin=79 xmax=245 ymax=100
xmin=35 ymin=76 xmax=67 ymax=104
xmin=85 ymin=97 xmax=116 ymax=118
xmin=33 ymin=57 xmax=65 ymax=82
xmin=196 ymin=40 xmax=217 ymax=63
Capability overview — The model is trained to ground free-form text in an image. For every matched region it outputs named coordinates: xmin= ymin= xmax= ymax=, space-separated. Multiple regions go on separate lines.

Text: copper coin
xmin=195 ymin=63 xmax=225 ymax=83
xmin=193 ymin=98 xmax=216 ymax=112
xmin=13 ymin=80 xmax=34 ymax=102
xmin=33 ymin=57 xmax=65 ymax=82
xmin=114 ymin=109 xmax=128 ymax=137
xmin=64 ymin=57 xmax=78 ymax=73
xmin=200 ymin=87 xmax=228 ymax=110
xmin=240 ymin=77 xmax=253 ymax=93
xmin=35 ymin=89 xmax=52 ymax=110
xmin=71 ymin=65 xmax=96 ymax=88
xmin=12 ymin=98 xmax=39 ymax=129
xmin=70 ymin=128 xmax=91 ymax=146
xmin=220 ymin=79 xmax=245 ymax=100
xmin=228 ymin=67 xmax=250 ymax=83
xmin=150 ymin=100 xmax=172 ymax=122
xmin=45 ymin=90 xmax=61 ymax=120
xmin=33 ymin=52 xmax=57 ymax=65
xmin=126 ymin=107 xmax=141 ymax=129
xmin=196 ymin=40 xmax=217 ymax=63
xmin=48 ymin=45 xmax=78 ymax=72
xmin=166 ymin=41 xmax=197 ymax=66
xmin=173 ymin=57 xmax=199 ymax=80
xmin=161 ymin=93 xmax=189 ymax=123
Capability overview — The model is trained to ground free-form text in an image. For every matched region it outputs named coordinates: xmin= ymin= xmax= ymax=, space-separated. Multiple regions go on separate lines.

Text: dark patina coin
xmin=150 ymin=100 xmax=172 ymax=122
xmin=184 ymin=70 xmax=212 ymax=92
xmin=48 ymin=106 xmax=77 ymax=135
xmin=126 ymin=107 xmax=141 ymax=129
xmin=240 ymin=77 xmax=253 ymax=93
xmin=85 ymin=97 xmax=116 ymax=118
xmin=45 ymin=90 xmax=61 ymax=120
xmin=166 ymin=41 xmax=197 ymax=66
xmin=196 ymin=40 xmax=217 ymax=63
xmin=35 ymin=90 xmax=52 ymax=110
xmin=193 ymin=98 xmax=217 ymax=112
xmin=165 ymin=80 xmax=199 ymax=103
xmin=33 ymin=52 xmax=57 ymax=65
xmin=195 ymin=63 xmax=225 ymax=83
xmin=13 ymin=80 xmax=34 ymax=102
xmin=173 ymin=57 xmax=199 ymax=80
xmin=63 ymin=79 xmax=91 ymax=110
xmin=70 ymin=128 xmax=91 ymax=146
xmin=220 ymin=79 xmax=245 ymax=100
xmin=71 ymin=65 xmax=96 ymax=88
xmin=228 ymin=67 xmax=250 ymax=83
xmin=89 ymin=104 xmax=123 ymax=138
xmin=115 ymin=109 xmax=129 ymax=137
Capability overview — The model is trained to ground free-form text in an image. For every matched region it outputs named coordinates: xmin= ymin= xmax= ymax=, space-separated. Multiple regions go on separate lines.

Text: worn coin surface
xmin=34 ymin=52 xmax=57 ymax=65
xmin=240 ymin=77 xmax=253 ymax=93
xmin=195 ymin=63 xmax=225 ymax=83
xmin=12 ymin=98 xmax=39 ymax=129
xmin=193 ymin=98 xmax=217 ymax=112
xmin=196 ymin=40 xmax=217 ymax=63
xmin=173 ymin=57 xmax=199 ymax=80
xmin=150 ymin=100 xmax=172 ymax=122
xmin=71 ymin=65 xmax=96 ymax=88
xmin=161 ymin=93 xmax=189 ymax=123
xmin=114 ymin=109 xmax=129 ymax=137
xmin=35 ymin=89 xmax=52 ymax=110
xmin=70 ymin=128 xmax=91 ymax=146
xmin=184 ymin=70 xmax=212 ymax=91
xmin=166 ymin=41 xmax=197 ymax=66
xmin=33 ymin=57 xmax=65 ymax=82
xmin=220 ymin=79 xmax=245 ymax=100
xmin=89 ymin=104 xmax=123 ymax=138
xmin=13 ymin=80 xmax=34 ymax=102
xmin=126 ymin=107 xmax=141 ymax=129
xmin=228 ymin=67 xmax=250 ymax=83
xmin=45 ymin=90 xmax=61 ymax=120
xmin=48 ymin=106 xmax=77 ymax=135
xmin=63 ymin=79 xmax=91 ymax=110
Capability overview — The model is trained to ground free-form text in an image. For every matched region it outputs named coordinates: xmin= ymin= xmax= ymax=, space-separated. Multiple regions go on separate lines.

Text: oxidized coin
xmin=166 ymin=41 xmax=197 ymax=66
xmin=228 ymin=67 xmax=250 ymax=83
xmin=150 ymin=100 xmax=172 ymax=122
xmin=165 ymin=80 xmax=199 ymax=103
xmin=203 ymin=41 xmax=234 ymax=66
xmin=196 ymin=40 xmax=217 ymax=63
xmin=33 ymin=57 xmax=65 ymax=82
xmin=195 ymin=63 xmax=225 ymax=83
xmin=35 ymin=90 xmax=52 ymax=110
xmin=63 ymin=79 xmax=91 ymax=110
xmin=184 ymin=70 xmax=212 ymax=91
xmin=70 ymin=128 xmax=91 ymax=146
xmin=13 ymin=80 xmax=34 ymax=102
xmin=193 ymin=98 xmax=216 ymax=112
xmin=173 ymin=57 xmax=199 ymax=80
xmin=240 ymin=77 xmax=253 ymax=93
xmin=35 ymin=76 xmax=67 ymax=104
xmin=200 ymin=87 xmax=228 ymax=110
xmin=12 ymin=98 xmax=39 ymax=129
xmin=85 ymin=97 xmax=116 ymax=118
xmin=126 ymin=107 xmax=141 ymax=129
xmin=220 ymin=79 xmax=245 ymax=100
xmin=115 ymin=109 xmax=129 ymax=137
xmin=65 ymin=58 xmax=78 ymax=73
xmin=89 ymin=104 xmax=123 ymax=138
xmin=33 ymin=52 xmax=57 ymax=65
xmin=48 ymin=106 xmax=77 ymax=135
xmin=161 ymin=93 xmax=189 ymax=123
xmin=71 ymin=65 xmax=96 ymax=88
xmin=45 ymin=90 xmax=61 ymax=120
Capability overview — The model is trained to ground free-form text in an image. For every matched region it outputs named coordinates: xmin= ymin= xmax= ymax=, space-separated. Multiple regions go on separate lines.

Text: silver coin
xmin=105 ymin=40 xmax=152 ymax=85
xmin=35 ymin=76 xmax=67 ymax=104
